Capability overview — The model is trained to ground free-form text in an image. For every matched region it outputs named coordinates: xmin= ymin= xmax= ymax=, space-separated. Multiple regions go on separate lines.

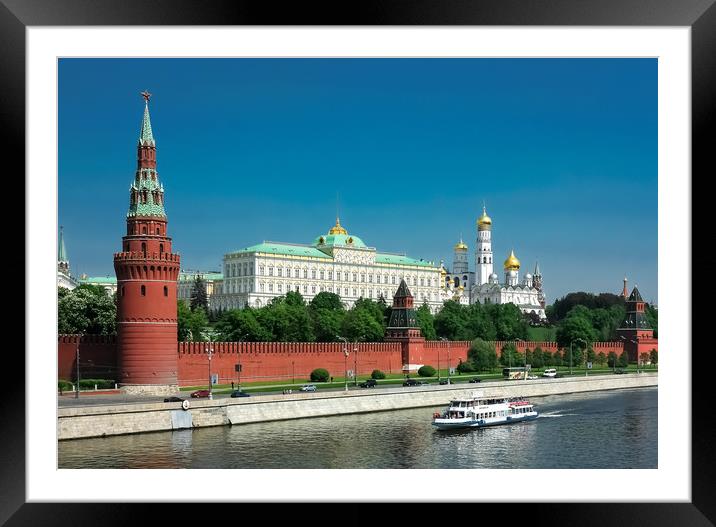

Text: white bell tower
xmin=475 ymin=205 xmax=494 ymax=285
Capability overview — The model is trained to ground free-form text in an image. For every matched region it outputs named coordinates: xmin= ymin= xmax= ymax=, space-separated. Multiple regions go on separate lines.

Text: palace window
xmin=344 ymin=288 xmax=348 ymax=296
xmin=278 ymin=284 xmax=282 ymax=293
xmin=368 ymin=274 xmax=372 ymax=283
xmin=320 ymin=271 xmax=324 ymax=280
xmin=260 ymin=283 xmax=264 ymax=292
xmin=269 ymin=283 xmax=273 ymax=292
xmin=328 ymin=271 xmax=333 ymax=280
xmin=392 ymin=276 xmax=396 ymax=285
xmin=353 ymin=288 xmax=357 ymax=296
xmin=268 ymin=267 xmax=273 ymax=276
xmin=304 ymin=269 xmax=308 ymax=278
xmin=360 ymin=273 xmax=365 ymax=282
xmin=353 ymin=273 xmax=357 ymax=282
xmin=259 ymin=266 xmax=264 ymax=276
xmin=312 ymin=286 xmax=316 ymax=294
xmin=303 ymin=285 xmax=308 ymax=293
xmin=277 ymin=268 xmax=282 ymax=277
xmin=420 ymin=278 xmax=424 ymax=286
xmin=312 ymin=270 xmax=316 ymax=279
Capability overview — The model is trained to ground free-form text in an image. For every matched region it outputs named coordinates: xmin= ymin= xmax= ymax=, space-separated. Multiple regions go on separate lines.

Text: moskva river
xmin=58 ymin=387 xmax=656 ymax=469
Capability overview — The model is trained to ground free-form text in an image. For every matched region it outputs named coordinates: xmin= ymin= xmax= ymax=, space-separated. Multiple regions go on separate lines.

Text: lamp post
xmin=206 ymin=336 xmax=214 ymax=400
xmin=574 ymin=338 xmax=587 ymax=377
xmin=439 ymin=337 xmax=450 ymax=384
xmin=569 ymin=340 xmax=573 ymax=375
xmin=354 ymin=343 xmax=358 ymax=387
xmin=237 ymin=333 xmax=248 ymax=393
xmin=337 ymin=336 xmax=349 ymax=392
xmin=75 ymin=336 xmax=81 ymax=399
xmin=514 ymin=338 xmax=525 ymax=379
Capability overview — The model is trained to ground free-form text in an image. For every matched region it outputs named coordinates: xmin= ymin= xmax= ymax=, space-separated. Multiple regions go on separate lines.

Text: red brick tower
xmin=617 ymin=285 xmax=658 ymax=362
xmin=385 ymin=279 xmax=425 ymax=372
xmin=113 ymin=92 xmax=180 ymax=395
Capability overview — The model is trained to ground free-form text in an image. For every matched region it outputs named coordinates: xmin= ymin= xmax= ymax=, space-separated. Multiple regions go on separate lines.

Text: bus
xmin=502 ymin=367 xmax=528 ymax=380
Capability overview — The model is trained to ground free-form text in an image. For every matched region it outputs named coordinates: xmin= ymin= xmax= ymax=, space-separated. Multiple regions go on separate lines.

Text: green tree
xmin=499 ymin=342 xmax=518 ymax=367
xmin=416 ymin=303 xmax=437 ymax=340
xmin=434 ymin=300 xmax=469 ymax=340
xmin=215 ymin=307 xmax=271 ymax=342
xmin=58 ymin=285 xmax=116 ymax=335
xmin=467 ymin=339 xmax=498 ymax=372
xmin=488 ymin=303 xmax=529 ymax=341
xmin=556 ymin=313 xmax=597 ymax=350
xmin=190 ymin=275 xmax=208 ymax=312
xmin=618 ymin=350 xmax=630 ymax=368
xmin=531 ymin=347 xmax=544 ymax=369
xmin=260 ymin=293 xmax=315 ymax=342
xmin=309 ymin=292 xmax=346 ymax=342
xmin=596 ymin=351 xmax=607 ymax=367
xmin=341 ymin=306 xmax=385 ymax=342
xmin=465 ymin=302 xmax=497 ymax=341
xmin=418 ymin=365 xmax=436 ymax=377
xmin=177 ymin=300 xmax=209 ymax=341
xmin=650 ymin=349 xmax=658 ymax=365
xmin=607 ymin=351 xmax=618 ymax=369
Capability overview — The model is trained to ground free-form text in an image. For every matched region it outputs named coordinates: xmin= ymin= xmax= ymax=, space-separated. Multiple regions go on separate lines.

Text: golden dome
xmin=328 ymin=216 xmax=348 ymax=235
xmin=503 ymin=249 xmax=521 ymax=270
xmin=454 ymin=238 xmax=468 ymax=251
xmin=477 ymin=205 xmax=492 ymax=228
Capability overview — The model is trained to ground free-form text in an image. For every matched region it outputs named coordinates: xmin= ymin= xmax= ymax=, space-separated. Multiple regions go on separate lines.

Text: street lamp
xmin=206 ymin=336 xmax=214 ymax=400
xmin=439 ymin=337 xmax=450 ymax=384
xmin=515 ymin=338 xmax=525 ymax=380
xmin=75 ymin=335 xmax=81 ymax=399
xmin=354 ymin=343 xmax=359 ymax=387
xmin=337 ymin=336 xmax=349 ymax=392
xmin=574 ymin=338 xmax=587 ymax=377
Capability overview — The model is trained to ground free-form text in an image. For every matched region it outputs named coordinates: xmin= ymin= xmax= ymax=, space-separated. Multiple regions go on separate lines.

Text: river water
xmin=58 ymin=387 xmax=656 ymax=469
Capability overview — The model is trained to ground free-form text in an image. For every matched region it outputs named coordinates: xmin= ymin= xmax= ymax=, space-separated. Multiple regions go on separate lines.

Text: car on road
xmin=542 ymin=368 xmax=557 ymax=378
xmin=163 ymin=396 xmax=185 ymax=403
xmin=469 ymin=378 xmax=482 ymax=383
xmin=615 ymin=368 xmax=626 ymax=374
xmin=230 ymin=390 xmax=251 ymax=398
xmin=300 ymin=384 xmax=317 ymax=392
xmin=526 ymin=375 xmax=539 ymax=380
xmin=403 ymin=379 xmax=428 ymax=387
xmin=190 ymin=389 xmax=211 ymax=398
xmin=439 ymin=380 xmax=449 ymax=385
xmin=359 ymin=379 xmax=378 ymax=388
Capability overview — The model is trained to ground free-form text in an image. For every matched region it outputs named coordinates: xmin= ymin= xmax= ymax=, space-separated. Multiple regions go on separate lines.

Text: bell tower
xmin=113 ymin=91 xmax=181 ymax=395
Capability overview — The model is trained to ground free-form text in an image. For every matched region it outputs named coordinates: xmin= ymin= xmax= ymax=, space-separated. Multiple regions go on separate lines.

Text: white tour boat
xmin=431 ymin=393 xmax=538 ymax=431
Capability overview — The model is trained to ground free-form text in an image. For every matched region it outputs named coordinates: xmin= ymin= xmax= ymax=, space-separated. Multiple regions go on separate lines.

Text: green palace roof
xmin=179 ymin=272 xmax=223 ymax=281
xmin=79 ymin=276 xmax=117 ymax=284
xmin=375 ymin=253 xmax=434 ymax=267
xmin=312 ymin=233 xmax=368 ymax=248
xmin=230 ymin=242 xmax=332 ymax=259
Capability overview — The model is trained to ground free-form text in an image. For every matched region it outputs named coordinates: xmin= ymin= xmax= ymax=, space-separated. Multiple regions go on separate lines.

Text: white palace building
xmin=210 ymin=218 xmax=468 ymax=313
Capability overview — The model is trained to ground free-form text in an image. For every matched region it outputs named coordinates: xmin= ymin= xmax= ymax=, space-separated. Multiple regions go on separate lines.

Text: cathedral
xmin=445 ymin=206 xmax=547 ymax=320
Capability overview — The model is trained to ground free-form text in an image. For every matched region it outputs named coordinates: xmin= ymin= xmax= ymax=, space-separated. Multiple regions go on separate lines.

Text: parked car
xmin=163 ymin=396 xmax=185 ymax=403
xmin=230 ymin=390 xmax=251 ymax=398
xmin=469 ymin=378 xmax=482 ymax=383
xmin=359 ymin=379 xmax=378 ymax=388
xmin=439 ymin=380 xmax=449 ymax=385
xmin=403 ymin=378 xmax=420 ymax=387
xmin=190 ymin=389 xmax=211 ymax=398
xmin=542 ymin=368 xmax=557 ymax=378
xmin=300 ymin=384 xmax=317 ymax=392
xmin=615 ymin=368 xmax=626 ymax=374
xmin=526 ymin=375 xmax=539 ymax=380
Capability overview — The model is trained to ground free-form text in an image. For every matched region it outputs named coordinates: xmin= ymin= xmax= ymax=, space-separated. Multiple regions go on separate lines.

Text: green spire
xmin=58 ymin=226 xmax=68 ymax=262
xmin=139 ymin=101 xmax=155 ymax=146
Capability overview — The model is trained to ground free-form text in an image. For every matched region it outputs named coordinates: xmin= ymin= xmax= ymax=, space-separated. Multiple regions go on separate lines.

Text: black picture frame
xmin=7 ymin=0 xmax=712 ymax=525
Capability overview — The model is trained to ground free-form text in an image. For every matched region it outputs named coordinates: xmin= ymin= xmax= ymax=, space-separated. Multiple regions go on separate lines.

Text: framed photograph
xmin=10 ymin=0 xmax=712 ymax=524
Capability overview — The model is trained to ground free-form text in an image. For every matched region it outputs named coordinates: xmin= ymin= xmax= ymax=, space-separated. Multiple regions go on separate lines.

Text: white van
xmin=542 ymin=368 xmax=557 ymax=378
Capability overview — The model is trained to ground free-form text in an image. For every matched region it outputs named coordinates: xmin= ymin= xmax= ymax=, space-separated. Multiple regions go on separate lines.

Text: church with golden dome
xmin=446 ymin=206 xmax=547 ymax=319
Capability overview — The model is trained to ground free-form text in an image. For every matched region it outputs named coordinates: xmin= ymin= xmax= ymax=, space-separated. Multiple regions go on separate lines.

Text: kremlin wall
xmin=57 ymin=334 xmax=628 ymax=388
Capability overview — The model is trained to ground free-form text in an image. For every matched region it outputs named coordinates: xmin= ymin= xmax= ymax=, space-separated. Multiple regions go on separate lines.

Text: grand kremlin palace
xmin=211 ymin=218 xmax=449 ymax=313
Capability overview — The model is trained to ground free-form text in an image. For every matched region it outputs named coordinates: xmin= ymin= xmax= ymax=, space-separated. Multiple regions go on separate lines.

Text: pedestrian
xmin=330 ymin=376 xmax=334 ymax=384
xmin=231 ymin=381 xmax=235 ymax=390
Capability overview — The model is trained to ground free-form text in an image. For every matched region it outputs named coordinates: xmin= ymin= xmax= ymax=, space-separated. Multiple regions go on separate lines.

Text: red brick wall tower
xmin=385 ymin=279 xmax=425 ymax=372
xmin=113 ymin=92 xmax=181 ymax=395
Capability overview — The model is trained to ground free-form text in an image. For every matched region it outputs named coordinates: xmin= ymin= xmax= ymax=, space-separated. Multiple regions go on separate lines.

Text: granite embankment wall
xmin=58 ymin=336 xmax=626 ymax=386
xmin=58 ymin=373 xmax=657 ymax=440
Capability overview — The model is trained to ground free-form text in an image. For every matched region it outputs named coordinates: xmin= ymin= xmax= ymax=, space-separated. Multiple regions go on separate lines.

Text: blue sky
xmin=58 ymin=58 xmax=657 ymax=303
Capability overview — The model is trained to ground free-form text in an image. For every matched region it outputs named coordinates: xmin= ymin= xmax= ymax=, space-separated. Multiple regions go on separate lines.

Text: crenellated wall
xmin=57 ymin=336 xmax=633 ymax=387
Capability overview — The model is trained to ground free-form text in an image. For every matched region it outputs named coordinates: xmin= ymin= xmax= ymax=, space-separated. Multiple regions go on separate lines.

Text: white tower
xmin=453 ymin=237 xmax=469 ymax=274
xmin=475 ymin=205 xmax=494 ymax=285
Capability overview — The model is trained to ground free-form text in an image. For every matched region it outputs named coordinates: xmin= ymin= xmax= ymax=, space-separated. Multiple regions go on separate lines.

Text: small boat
xmin=432 ymin=393 xmax=538 ymax=431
